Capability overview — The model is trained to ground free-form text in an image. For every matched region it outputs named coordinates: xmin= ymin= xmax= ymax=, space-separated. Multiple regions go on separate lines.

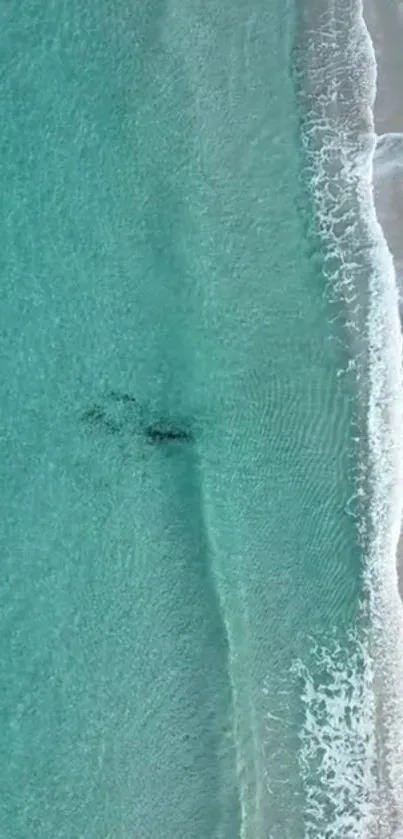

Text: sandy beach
xmin=365 ymin=0 xmax=403 ymax=132
xmin=365 ymin=0 xmax=403 ymax=285
xmin=364 ymin=0 xmax=403 ymax=596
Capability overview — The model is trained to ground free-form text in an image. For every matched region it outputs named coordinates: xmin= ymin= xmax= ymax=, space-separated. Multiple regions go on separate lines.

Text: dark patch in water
xmin=80 ymin=391 xmax=194 ymax=447
xmin=144 ymin=424 xmax=194 ymax=445
xmin=108 ymin=390 xmax=138 ymax=406
xmin=81 ymin=404 xmax=106 ymax=425
xmin=80 ymin=403 xmax=121 ymax=434
xmin=80 ymin=391 xmax=138 ymax=435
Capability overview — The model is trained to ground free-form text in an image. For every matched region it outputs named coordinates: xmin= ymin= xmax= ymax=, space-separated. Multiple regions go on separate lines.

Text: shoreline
xmin=363 ymin=0 xmax=403 ymax=135
xmin=360 ymin=2 xmax=403 ymax=830
xmin=364 ymin=0 xmax=403 ymax=287
xmin=363 ymin=0 xmax=403 ymax=599
xmin=364 ymin=0 xmax=403 ymax=278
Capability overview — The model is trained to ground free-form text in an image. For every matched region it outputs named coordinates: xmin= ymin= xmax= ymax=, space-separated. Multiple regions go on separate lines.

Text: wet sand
xmin=364 ymin=0 xmax=403 ymax=594
xmin=365 ymin=0 xmax=403 ymax=276
xmin=364 ymin=0 xmax=403 ymax=132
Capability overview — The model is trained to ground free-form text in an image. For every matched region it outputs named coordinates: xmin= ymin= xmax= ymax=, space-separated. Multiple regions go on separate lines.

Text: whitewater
xmin=294 ymin=1 xmax=403 ymax=835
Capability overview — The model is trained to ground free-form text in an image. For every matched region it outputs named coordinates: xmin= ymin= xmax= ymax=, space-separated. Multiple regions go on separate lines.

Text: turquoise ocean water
xmin=1 ymin=0 xmax=403 ymax=837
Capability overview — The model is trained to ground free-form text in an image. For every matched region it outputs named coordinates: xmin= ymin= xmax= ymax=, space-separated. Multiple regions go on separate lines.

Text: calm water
xmin=0 ymin=1 xmax=389 ymax=837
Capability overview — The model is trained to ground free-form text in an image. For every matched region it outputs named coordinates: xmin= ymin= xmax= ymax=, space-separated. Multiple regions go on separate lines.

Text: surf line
xmin=359 ymin=2 xmax=403 ymax=833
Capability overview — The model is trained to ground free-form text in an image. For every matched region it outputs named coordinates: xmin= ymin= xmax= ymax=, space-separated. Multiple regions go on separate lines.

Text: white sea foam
xmin=297 ymin=1 xmax=403 ymax=835
xmin=352 ymin=8 xmax=403 ymax=835
xmin=373 ymin=132 xmax=403 ymax=298
xmin=292 ymin=635 xmax=377 ymax=839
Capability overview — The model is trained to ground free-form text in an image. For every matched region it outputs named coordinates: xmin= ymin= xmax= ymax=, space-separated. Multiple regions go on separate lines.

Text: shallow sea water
xmin=0 ymin=1 xmax=376 ymax=837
